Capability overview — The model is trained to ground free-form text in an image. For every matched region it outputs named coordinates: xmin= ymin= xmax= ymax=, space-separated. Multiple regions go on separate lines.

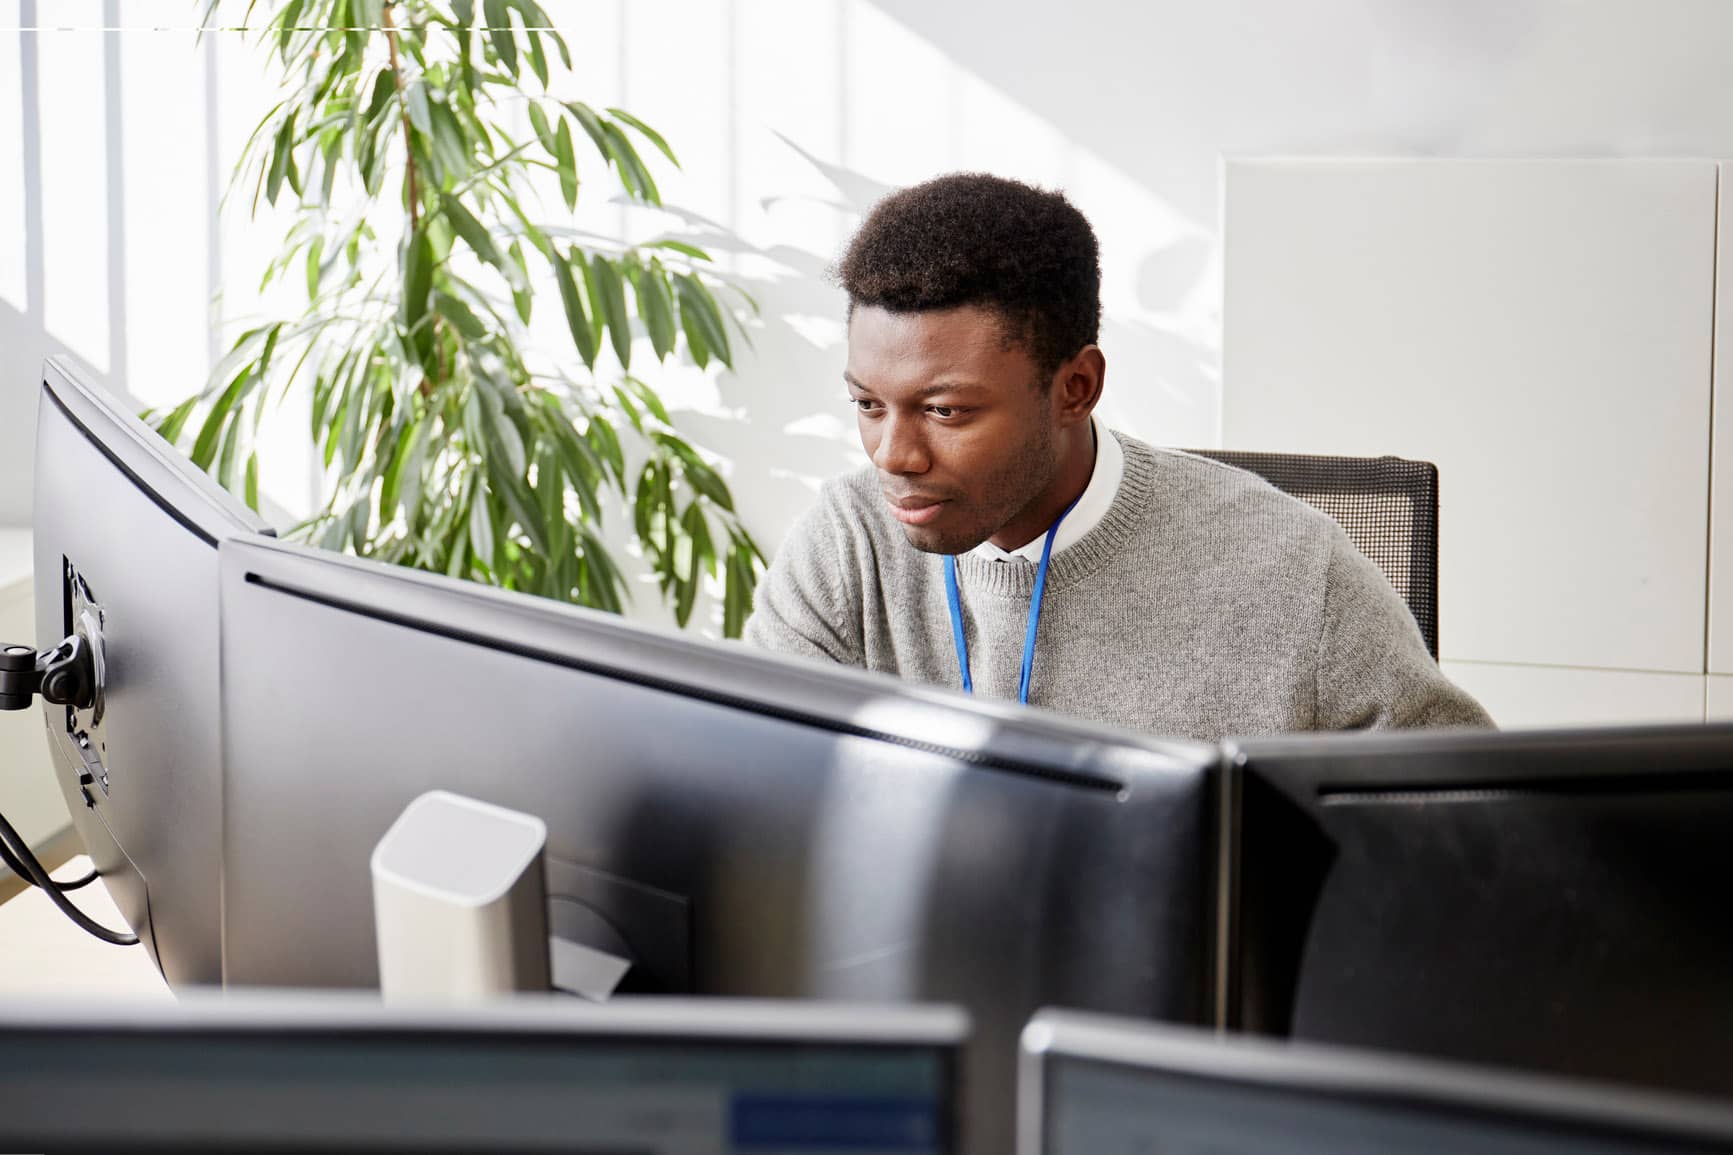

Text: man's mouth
xmin=885 ymin=495 xmax=949 ymax=527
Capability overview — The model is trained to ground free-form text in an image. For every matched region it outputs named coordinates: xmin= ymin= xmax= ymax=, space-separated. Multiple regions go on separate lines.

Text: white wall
xmin=9 ymin=0 xmax=1733 ymax=632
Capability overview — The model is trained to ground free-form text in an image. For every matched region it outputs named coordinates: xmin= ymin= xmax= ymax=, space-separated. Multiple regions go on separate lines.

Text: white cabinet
xmin=1441 ymin=661 xmax=1705 ymax=731
xmin=1707 ymin=165 xmax=1733 ymax=675
xmin=1224 ymin=159 xmax=1718 ymax=725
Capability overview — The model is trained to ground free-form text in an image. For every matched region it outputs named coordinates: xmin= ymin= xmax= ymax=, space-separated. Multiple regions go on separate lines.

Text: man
xmin=744 ymin=172 xmax=1490 ymax=740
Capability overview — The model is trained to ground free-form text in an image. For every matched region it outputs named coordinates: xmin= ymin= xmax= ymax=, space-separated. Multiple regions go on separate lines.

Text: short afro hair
xmin=837 ymin=172 xmax=1102 ymax=379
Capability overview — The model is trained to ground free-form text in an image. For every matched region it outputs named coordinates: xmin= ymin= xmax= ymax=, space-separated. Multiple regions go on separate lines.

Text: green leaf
xmin=244 ymin=451 xmax=260 ymax=512
xmin=525 ymin=28 xmax=548 ymax=87
xmin=405 ymin=80 xmax=432 ymax=138
xmin=509 ymin=240 xmax=532 ymax=323
xmin=216 ymin=409 xmax=244 ymax=490
xmin=586 ymin=414 xmax=625 ymax=485
xmin=606 ymin=107 xmax=679 ymax=169
xmin=563 ymin=101 xmax=610 ymax=161
xmin=623 ymin=375 xmax=671 ymax=425
xmin=649 ymin=238 xmax=712 ymax=262
xmin=153 ymin=396 xmax=199 ymax=445
xmin=601 ymin=120 xmax=659 ymax=205
xmin=586 ymin=255 xmax=632 ymax=369
xmin=554 ymin=118 xmax=577 ymax=210
xmin=723 ymin=543 xmax=757 ymax=638
xmin=675 ymin=273 xmax=732 ymax=368
xmin=362 ymin=68 xmax=394 ymax=125
xmin=682 ymin=455 xmax=734 ymax=513
xmin=633 ymin=261 xmax=677 ymax=360
xmin=483 ymin=0 xmax=516 ymax=75
xmin=487 ymin=455 xmax=548 ymax=553
xmin=552 ymin=250 xmax=598 ymax=367
xmin=401 ymin=227 xmax=435 ymax=329
xmin=475 ymin=380 xmax=527 ymax=475
xmin=305 ymin=234 xmax=324 ymax=299
xmin=535 ymin=444 xmax=564 ymax=528
xmin=610 ymin=384 xmax=643 ymax=433
xmin=683 ymin=499 xmax=715 ymax=576
xmin=443 ymin=196 xmax=522 ymax=291
xmin=432 ymin=289 xmax=487 ymax=339
xmin=427 ymin=100 xmax=470 ymax=182
xmin=277 ymin=0 xmax=305 ymax=59
xmin=266 ymin=109 xmax=297 ymax=204
xmin=191 ymin=366 xmax=254 ymax=469
xmin=633 ymin=459 xmax=658 ymax=542
xmin=526 ymin=100 xmax=556 ymax=154
xmin=549 ymin=417 xmax=603 ymax=524
xmin=469 ymin=482 xmax=496 ymax=567
xmin=380 ymin=414 xmax=423 ymax=520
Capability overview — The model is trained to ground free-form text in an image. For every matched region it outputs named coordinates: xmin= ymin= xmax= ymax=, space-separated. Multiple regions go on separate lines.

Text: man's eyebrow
xmin=842 ymin=372 xmax=989 ymax=399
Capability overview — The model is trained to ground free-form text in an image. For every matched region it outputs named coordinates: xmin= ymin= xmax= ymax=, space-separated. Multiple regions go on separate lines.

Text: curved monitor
xmin=217 ymin=534 xmax=1218 ymax=1153
xmin=1224 ymin=723 xmax=1733 ymax=1100
xmin=31 ymin=357 xmax=270 ymax=984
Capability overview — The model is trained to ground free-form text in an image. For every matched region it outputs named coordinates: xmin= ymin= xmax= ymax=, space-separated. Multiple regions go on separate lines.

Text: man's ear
xmin=1052 ymin=346 xmax=1106 ymax=427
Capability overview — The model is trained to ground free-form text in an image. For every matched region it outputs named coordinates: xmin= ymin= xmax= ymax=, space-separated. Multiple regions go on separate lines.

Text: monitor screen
xmin=0 ymin=994 xmax=964 ymax=1153
xmin=1023 ymin=1011 xmax=1733 ymax=1155
xmin=1222 ymin=724 xmax=1733 ymax=1100
xmin=216 ymin=533 xmax=1218 ymax=1155
xmin=29 ymin=357 xmax=269 ymax=984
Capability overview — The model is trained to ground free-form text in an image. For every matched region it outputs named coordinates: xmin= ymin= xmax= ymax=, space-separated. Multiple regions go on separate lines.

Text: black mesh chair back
xmin=1183 ymin=450 xmax=1439 ymax=658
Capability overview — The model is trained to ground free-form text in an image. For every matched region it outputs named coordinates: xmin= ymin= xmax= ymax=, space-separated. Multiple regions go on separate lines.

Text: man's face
xmin=845 ymin=304 xmax=1061 ymax=554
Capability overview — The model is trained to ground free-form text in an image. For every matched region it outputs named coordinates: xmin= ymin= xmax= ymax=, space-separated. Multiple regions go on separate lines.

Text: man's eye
xmin=851 ymin=397 xmax=881 ymax=413
xmin=928 ymin=406 xmax=956 ymax=419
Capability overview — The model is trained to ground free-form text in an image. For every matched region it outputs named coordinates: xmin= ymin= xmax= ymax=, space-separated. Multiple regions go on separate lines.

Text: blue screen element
xmin=731 ymin=1095 xmax=942 ymax=1150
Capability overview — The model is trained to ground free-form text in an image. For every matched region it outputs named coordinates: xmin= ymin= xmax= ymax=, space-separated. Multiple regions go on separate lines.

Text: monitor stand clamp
xmin=0 ymin=634 xmax=94 ymax=714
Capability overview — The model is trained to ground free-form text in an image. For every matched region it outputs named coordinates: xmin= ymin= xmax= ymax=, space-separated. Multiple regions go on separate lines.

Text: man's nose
xmin=871 ymin=412 xmax=930 ymax=476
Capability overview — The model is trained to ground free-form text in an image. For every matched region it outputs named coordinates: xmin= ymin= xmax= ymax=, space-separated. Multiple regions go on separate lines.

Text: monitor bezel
xmin=1018 ymin=1010 xmax=1733 ymax=1155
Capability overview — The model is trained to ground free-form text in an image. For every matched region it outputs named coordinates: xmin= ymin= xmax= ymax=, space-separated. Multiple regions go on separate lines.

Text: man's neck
xmin=987 ymin=423 xmax=1098 ymax=553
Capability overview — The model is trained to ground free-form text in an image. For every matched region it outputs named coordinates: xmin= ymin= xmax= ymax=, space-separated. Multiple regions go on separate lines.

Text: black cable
xmin=0 ymin=820 xmax=98 ymax=891
xmin=0 ymin=808 xmax=137 ymax=946
xmin=54 ymin=867 xmax=99 ymax=891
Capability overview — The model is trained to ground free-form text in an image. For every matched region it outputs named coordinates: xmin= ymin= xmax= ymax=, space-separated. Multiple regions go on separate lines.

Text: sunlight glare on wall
xmin=0 ymin=1 xmax=27 ymax=313
xmin=119 ymin=24 xmax=210 ymax=407
xmin=37 ymin=1 xmax=109 ymax=373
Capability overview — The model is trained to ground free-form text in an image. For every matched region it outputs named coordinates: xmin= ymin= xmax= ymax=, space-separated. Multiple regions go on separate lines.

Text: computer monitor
xmin=0 ymin=993 xmax=966 ymax=1152
xmin=216 ymin=534 xmax=1218 ymax=1154
xmin=1019 ymin=1009 xmax=1733 ymax=1155
xmin=1222 ymin=724 xmax=1733 ymax=1100
xmin=26 ymin=357 xmax=270 ymax=985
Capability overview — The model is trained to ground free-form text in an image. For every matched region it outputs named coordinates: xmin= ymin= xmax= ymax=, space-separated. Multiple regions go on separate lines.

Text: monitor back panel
xmin=1228 ymin=726 xmax=1733 ymax=1100
xmin=30 ymin=361 xmax=268 ymax=985
xmin=218 ymin=536 xmax=1217 ymax=1153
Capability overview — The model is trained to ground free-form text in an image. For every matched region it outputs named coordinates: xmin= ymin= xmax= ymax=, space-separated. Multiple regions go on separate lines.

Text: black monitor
xmin=24 ymin=357 xmax=270 ymax=984
xmin=1020 ymin=1009 xmax=1733 ymax=1154
xmin=1223 ymin=724 xmax=1733 ymax=1100
xmin=0 ymin=993 xmax=966 ymax=1152
xmin=215 ymin=534 xmax=1218 ymax=1154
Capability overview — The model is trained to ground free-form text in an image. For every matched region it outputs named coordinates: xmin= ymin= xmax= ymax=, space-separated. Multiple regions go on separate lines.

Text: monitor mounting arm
xmin=0 ymin=635 xmax=97 ymax=713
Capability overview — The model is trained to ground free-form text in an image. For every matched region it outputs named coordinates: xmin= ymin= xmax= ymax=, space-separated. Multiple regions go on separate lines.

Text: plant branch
xmin=382 ymin=4 xmax=419 ymax=234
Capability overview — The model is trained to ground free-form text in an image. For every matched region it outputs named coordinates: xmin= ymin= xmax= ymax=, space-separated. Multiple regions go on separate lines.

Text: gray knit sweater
xmin=744 ymin=433 xmax=1492 ymax=740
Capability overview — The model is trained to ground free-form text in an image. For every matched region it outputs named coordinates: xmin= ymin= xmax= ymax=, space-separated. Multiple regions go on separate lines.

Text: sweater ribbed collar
xmin=946 ymin=432 xmax=1157 ymax=599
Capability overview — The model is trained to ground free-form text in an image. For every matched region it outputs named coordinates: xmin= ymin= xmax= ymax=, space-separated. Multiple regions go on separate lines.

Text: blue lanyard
xmin=944 ymin=499 xmax=1078 ymax=705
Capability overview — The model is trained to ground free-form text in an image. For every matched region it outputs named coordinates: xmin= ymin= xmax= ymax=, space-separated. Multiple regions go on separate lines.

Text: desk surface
xmin=0 ymin=857 xmax=171 ymax=998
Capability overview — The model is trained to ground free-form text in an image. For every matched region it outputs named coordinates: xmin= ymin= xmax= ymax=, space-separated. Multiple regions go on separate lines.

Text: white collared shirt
xmin=972 ymin=417 xmax=1124 ymax=563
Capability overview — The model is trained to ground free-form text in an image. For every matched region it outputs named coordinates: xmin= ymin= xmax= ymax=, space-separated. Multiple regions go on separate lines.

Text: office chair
xmin=1184 ymin=450 xmax=1439 ymax=659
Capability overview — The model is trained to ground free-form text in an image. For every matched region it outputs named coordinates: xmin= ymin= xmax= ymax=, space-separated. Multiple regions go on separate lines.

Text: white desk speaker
xmin=370 ymin=790 xmax=550 ymax=999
